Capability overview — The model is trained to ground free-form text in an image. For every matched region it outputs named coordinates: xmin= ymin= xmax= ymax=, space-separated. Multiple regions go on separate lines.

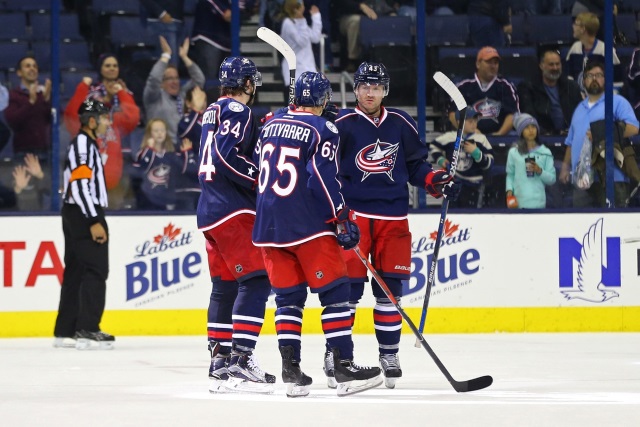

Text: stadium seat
xmin=29 ymin=13 xmax=84 ymax=42
xmin=615 ymin=13 xmax=639 ymax=45
xmin=109 ymin=16 xmax=157 ymax=49
xmin=94 ymin=0 xmax=140 ymax=16
xmin=0 ymin=13 xmax=28 ymax=42
xmin=184 ymin=0 xmax=198 ymax=15
xmin=2 ymin=0 xmax=48 ymax=12
xmin=0 ymin=41 xmax=30 ymax=73
xmin=32 ymin=41 xmax=92 ymax=71
xmin=527 ymin=15 xmax=574 ymax=46
xmin=425 ymin=15 xmax=469 ymax=46
xmin=509 ymin=14 xmax=528 ymax=45
xmin=359 ymin=16 xmax=413 ymax=49
xmin=437 ymin=46 xmax=536 ymax=82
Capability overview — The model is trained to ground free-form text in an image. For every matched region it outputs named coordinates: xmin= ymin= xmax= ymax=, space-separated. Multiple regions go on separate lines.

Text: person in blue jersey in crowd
xmin=331 ymin=62 xmax=461 ymax=389
xmin=197 ymin=57 xmax=275 ymax=394
xmin=253 ymin=71 xmax=382 ymax=398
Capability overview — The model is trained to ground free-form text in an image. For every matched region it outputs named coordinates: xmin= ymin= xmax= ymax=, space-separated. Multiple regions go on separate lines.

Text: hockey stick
xmin=625 ymin=181 xmax=640 ymax=207
xmin=257 ymin=26 xmax=296 ymax=106
xmin=352 ymin=246 xmax=492 ymax=392
xmin=415 ymin=72 xmax=468 ymax=347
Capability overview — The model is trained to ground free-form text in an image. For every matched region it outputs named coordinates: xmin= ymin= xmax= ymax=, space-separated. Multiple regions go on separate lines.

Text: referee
xmin=53 ymin=99 xmax=115 ymax=351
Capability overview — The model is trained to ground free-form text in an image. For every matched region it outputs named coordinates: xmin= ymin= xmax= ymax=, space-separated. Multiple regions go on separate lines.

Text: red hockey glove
xmin=330 ymin=208 xmax=360 ymax=250
xmin=425 ymin=170 xmax=461 ymax=200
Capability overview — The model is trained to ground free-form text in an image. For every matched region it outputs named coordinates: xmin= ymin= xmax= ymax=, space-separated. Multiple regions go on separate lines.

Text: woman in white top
xmin=279 ymin=0 xmax=323 ymax=98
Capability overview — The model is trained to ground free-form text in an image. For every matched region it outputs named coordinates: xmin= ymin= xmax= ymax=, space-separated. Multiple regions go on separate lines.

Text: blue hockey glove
xmin=425 ymin=170 xmax=461 ymax=201
xmin=333 ymin=208 xmax=360 ymax=250
xmin=321 ymin=104 xmax=340 ymax=123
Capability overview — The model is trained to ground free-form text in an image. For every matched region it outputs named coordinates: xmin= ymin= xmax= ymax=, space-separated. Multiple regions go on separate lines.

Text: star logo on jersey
xmin=356 ymin=139 xmax=399 ymax=181
xmin=247 ymin=166 xmax=256 ymax=177
xmin=473 ymin=98 xmax=501 ymax=124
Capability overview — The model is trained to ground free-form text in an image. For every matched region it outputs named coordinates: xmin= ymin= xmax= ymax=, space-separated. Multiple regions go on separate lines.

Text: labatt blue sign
xmin=125 ymin=223 xmax=202 ymax=304
xmin=404 ymin=219 xmax=480 ymax=301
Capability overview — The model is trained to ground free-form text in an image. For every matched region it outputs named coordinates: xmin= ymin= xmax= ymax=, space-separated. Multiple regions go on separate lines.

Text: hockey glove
xmin=425 ymin=170 xmax=461 ymax=200
xmin=332 ymin=208 xmax=360 ymax=250
xmin=260 ymin=106 xmax=290 ymax=124
xmin=321 ymin=104 xmax=340 ymax=123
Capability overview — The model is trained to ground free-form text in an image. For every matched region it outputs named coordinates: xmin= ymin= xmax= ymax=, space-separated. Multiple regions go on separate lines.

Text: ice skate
xmin=75 ymin=330 xmax=115 ymax=350
xmin=323 ymin=349 xmax=337 ymax=389
xmin=379 ymin=353 xmax=402 ymax=389
xmin=53 ymin=336 xmax=76 ymax=348
xmin=331 ymin=348 xmax=382 ymax=397
xmin=208 ymin=342 xmax=231 ymax=393
xmin=225 ymin=351 xmax=276 ymax=394
xmin=279 ymin=346 xmax=312 ymax=398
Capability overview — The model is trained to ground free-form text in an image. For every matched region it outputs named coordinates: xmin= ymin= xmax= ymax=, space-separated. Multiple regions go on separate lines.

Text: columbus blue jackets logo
xmin=473 ymin=98 xmax=501 ymax=124
xmin=147 ymin=164 xmax=170 ymax=188
xmin=229 ymin=102 xmax=244 ymax=112
xmin=356 ymin=139 xmax=399 ymax=181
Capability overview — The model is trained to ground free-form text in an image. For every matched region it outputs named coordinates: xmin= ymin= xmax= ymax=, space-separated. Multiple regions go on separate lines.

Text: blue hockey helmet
xmin=294 ymin=71 xmax=332 ymax=107
xmin=353 ymin=62 xmax=390 ymax=96
xmin=219 ymin=56 xmax=263 ymax=88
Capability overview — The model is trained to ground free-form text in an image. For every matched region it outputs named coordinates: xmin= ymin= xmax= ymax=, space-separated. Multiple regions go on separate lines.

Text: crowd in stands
xmin=1 ymin=0 xmax=640 ymax=212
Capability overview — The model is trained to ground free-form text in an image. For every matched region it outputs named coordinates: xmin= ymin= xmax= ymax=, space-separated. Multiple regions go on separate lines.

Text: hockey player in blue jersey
xmin=253 ymin=71 xmax=382 ymax=397
xmin=330 ymin=62 xmax=461 ymax=389
xmin=197 ymin=56 xmax=275 ymax=394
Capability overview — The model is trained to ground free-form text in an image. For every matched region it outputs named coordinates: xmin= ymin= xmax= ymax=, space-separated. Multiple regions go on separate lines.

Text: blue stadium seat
xmin=110 ymin=16 xmax=157 ymax=48
xmin=509 ymin=14 xmax=527 ymax=45
xmin=425 ymin=15 xmax=469 ymax=46
xmin=437 ymin=46 xmax=536 ymax=82
xmin=0 ymin=13 xmax=28 ymax=42
xmin=29 ymin=13 xmax=84 ymax=42
xmin=359 ymin=16 xmax=413 ymax=48
xmin=527 ymin=15 xmax=574 ymax=46
xmin=94 ymin=0 xmax=140 ymax=16
xmin=0 ymin=41 xmax=30 ymax=72
xmin=184 ymin=0 xmax=198 ymax=15
xmin=616 ymin=13 xmax=638 ymax=45
xmin=32 ymin=41 xmax=92 ymax=71
xmin=60 ymin=71 xmax=87 ymax=99
xmin=2 ymin=0 xmax=49 ymax=12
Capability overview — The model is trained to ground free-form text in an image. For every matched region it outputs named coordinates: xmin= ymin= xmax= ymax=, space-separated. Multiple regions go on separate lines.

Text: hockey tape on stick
xmin=352 ymin=246 xmax=493 ymax=392
xmin=257 ymin=26 xmax=296 ymax=106
xmin=416 ymin=73 xmax=468 ymax=347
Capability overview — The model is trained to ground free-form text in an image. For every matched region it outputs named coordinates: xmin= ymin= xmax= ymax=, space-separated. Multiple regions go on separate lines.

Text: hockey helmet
xmin=219 ymin=56 xmax=262 ymax=88
xmin=294 ymin=71 xmax=332 ymax=107
xmin=78 ymin=98 xmax=109 ymax=125
xmin=353 ymin=62 xmax=390 ymax=96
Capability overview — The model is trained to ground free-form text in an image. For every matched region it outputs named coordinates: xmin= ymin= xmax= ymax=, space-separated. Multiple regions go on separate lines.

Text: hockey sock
xmin=372 ymin=277 xmax=403 ymax=355
xmin=232 ymin=275 xmax=271 ymax=351
xmin=348 ymin=281 xmax=365 ymax=327
xmin=208 ymin=280 xmax=238 ymax=353
xmin=319 ymin=284 xmax=353 ymax=360
xmin=274 ymin=289 xmax=307 ymax=361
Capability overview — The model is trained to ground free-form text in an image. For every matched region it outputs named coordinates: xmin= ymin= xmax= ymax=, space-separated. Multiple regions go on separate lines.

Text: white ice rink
xmin=1 ymin=333 xmax=639 ymax=427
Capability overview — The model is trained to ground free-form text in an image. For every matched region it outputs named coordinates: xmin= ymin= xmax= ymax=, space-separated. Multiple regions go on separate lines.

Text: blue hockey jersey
xmin=196 ymin=97 xmax=260 ymax=230
xmin=335 ymin=106 xmax=433 ymax=218
xmin=252 ymin=110 xmax=345 ymax=246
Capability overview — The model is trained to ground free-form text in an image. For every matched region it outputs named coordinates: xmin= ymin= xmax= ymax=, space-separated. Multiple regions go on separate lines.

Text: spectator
xmin=0 ymin=81 xmax=8 ymax=111
xmin=134 ymin=118 xmax=196 ymax=210
xmin=565 ymin=12 xmax=621 ymax=87
xmin=304 ymin=0 xmax=333 ymax=71
xmin=12 ymin=153 xmax=48 ymax=211
xmin=432 ymin=110 xmax=494 ymax=208
xmin=4 ymin=57 xmax=52 ymax=160
xmin=191 ymin=0 xmax=232 ymax=81
xmin=625 ymin=47 xmax=640 ymax=120
xmin=176 ymin=85 xmax=207 ymax=209
xmin=559 ymin=60 xmax=639 ymax=207
xmin=505 ymin=113 xmax=557 ymax=209
xmin=64 ymin=54 xmax=141 ymax=208
xmin=448 ymin=46 xmax=519 ymax=136
xmin=279 ymin=0 xmax=322 ymax=100
xmin=467 ymin=0 xmax=512 ymax=48
xmin=144 ymin=36 xmax=206 ymax=142
xmin=334 ymin=1 xmax=379 ymax=72
xmin=518 ymin=49 xmax=583 ymax=136
xmin=140 ymin=0 xmax=186 ymax=67
xmin=0 ymin=82 xmax=9 ymax=155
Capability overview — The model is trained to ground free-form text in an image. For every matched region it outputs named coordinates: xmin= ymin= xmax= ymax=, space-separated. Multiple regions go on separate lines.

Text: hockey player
xmin=331 ymin=62 xmax=461 ymax=389
xmin=197 ymin=57 xmax=275 ymax=394
xmin=253 ymin=71 xmax=382 ymax=397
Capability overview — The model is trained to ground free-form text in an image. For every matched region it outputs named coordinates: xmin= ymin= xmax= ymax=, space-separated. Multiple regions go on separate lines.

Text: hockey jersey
xmin=197 ymin=97 xmax=260 ymax=230
xmin=451 ymin=75 xmax=519 ymax=135
xmin=177 ymin=110 xmax=203 ymax=193
xmin=430 ymin=131 xmax=494 ymax=186
xmin=252 ymin=110 xmax=345 ymax=246
xmin=335 ymin=106 xmax=434 ymax=218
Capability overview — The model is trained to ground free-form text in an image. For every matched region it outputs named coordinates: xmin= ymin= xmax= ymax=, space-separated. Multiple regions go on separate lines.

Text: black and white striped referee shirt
xmin=63 ymin=130 xmax=108 ymax=219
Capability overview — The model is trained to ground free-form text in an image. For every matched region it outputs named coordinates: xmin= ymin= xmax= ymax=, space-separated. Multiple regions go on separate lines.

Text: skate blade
xmin=326 ymin=376 xmax=337 ymax=389
xmin=285 ymin=383 xmax=311 ymax=398
xmin=384 ymin=377 xmax=397 ymax=389
xmin=223 ymin=377 xmax=275 ymax=394
xmin=53 ymin=338 xmax=76 ymax=348
xmin=75 ymin=339 xmax=114 ymax=351
xmin=208 ymin=379 xmax=228 ymax=394
xmin=336 ymin=376 xmax=383 ymax=397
